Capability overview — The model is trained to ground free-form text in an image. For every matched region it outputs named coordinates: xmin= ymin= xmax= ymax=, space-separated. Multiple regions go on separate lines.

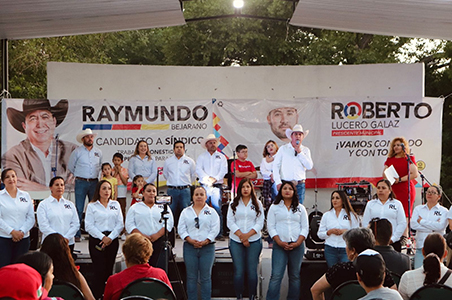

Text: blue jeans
xmin=203 ymin=184 xmax=223 ymax=236
xmin=75 ymin=178 xmax=98 ymax=237
xmin=266 ymin=242 xmax=305 ymax=300
xmin=296 ymin=182 xmax=306 ymax=204
xmin=0 ymin=237 xmax=30 ymax=268
xmin=183 ymin=242 xmax=215 ymax=300
xmin=324 ymin=244 xmax=348 ymax=268
xmin=229 ymin=239 xmax=262 ymax=298
xmin=414 ymin=248 xmax=424 ymax=269
xmin=168 ymin=187 xmax=191 ymax=228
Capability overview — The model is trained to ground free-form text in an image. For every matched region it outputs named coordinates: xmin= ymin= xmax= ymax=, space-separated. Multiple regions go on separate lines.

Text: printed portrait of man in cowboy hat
xmin=267 ymin=106 xmax=299 ymax=143
xmin=1 ymin=99 xmax=77 ymax=191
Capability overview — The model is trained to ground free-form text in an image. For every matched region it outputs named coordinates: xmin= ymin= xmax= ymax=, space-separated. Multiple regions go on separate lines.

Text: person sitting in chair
xmin=355 ymin=249 xmax=403 ymax=300
xmin=103 ymin=233 xmax=172 ymax=300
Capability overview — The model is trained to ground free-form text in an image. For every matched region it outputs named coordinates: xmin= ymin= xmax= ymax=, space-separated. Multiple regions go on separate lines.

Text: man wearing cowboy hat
xmin=1 ymin=99 xmax=77 ymax=190
xmin=68 ymin=128 xmax=103 ymax=240
xmin=273 ymin=124 xmax=313 ymax=204
xmin=196 ymin=133 xmax=228 ymax=240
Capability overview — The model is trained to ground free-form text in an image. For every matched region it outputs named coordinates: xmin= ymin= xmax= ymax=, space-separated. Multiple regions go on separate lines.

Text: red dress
xmin=384 ymin=155 xmax=416 ymax=217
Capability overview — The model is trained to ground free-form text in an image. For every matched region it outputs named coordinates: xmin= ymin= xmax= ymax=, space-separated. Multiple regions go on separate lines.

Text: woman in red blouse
xmin=383 ymin=137 xmax=419 ymax=217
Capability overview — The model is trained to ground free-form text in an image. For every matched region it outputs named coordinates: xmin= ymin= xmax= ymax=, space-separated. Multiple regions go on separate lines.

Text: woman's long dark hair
xmin=274 ymin=181 xmax=299 ymax=213
xmin=423 ymin=233 xmax=447 ymax=285
xmin=40 ymin=233 xmax=81 ymax=289
xmin=90 ymin=180 xmax=112 ymax=202
xmin=16 ymin=251 xmax=53 ymax=287
xmin=231 ymin=178 xmax=261 ymax=217
xmin=330 ymin=190 xmax=357 ymax=225
xmin=374 ymin=179 xmax=396 ymax=200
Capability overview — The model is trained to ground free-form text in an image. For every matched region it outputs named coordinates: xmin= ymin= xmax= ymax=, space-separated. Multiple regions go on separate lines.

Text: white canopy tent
xmin=290 ymin=0 xmax=452 ymax=41
xmin=0 ymin=0 xmax=185 ymax=40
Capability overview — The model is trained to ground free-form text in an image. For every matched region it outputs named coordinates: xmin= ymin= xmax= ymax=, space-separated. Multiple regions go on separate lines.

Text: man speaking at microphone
xmin=273 ymin=124 xmax=313 ymax=204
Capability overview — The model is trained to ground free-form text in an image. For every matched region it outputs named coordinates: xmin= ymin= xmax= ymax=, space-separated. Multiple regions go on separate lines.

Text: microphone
xmin=401 ymin=143 xmax=405 ymax=150
xmin=296 ymin=140 xmax=300 ymax=146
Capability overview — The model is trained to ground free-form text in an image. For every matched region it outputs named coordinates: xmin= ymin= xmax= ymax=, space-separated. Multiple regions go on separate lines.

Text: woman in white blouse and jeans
xmin=266 ymin=181 xmax=309 ymax=300
xmin=85 ymin=180 xmax=124 ymax=299
xmin=178 ymin=186 xmax=220 ymax=300
xmin=318 ymin=190 xmax=359 ymax=267
xmin=227 ymin=178 xmax=264 ymax=300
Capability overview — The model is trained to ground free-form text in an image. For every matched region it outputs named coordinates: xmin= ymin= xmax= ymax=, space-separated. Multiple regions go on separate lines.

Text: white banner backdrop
xmin=212 ymin=97 xmax=443 ymax=188
xmin=1 ymin=98 xmax=212 ymax=191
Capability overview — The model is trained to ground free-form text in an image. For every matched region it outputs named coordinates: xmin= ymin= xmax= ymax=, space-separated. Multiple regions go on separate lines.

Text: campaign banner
xmin=212 ymin=97 xmax=443 ymax=188
xmin=1 ymin=98 xmax=212 ymax=191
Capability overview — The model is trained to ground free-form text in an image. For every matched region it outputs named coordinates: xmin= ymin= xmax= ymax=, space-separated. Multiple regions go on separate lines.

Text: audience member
xmin=311 ymin=228 xmax=395 ymax=300
xmin=40 ymin=233 xmax=95 ymax=300
xmin=103 ymin=233 xmax=172 ymax=300
xmin=0 ymin=263 xmax=51 ymax=300
xmin=355 ymin=249 xmax=403 ymax=300
xmin=15 ymin=251 xmax=59 ymax=299
xmin=369 ymin=218 xmax=411 ymax=276
xmin=399 ymin=233 xmax=452 ymax=299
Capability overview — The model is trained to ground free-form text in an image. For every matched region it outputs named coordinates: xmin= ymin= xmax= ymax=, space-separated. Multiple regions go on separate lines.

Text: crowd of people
xmin=1 ymin=124 xmax=452 ymax=300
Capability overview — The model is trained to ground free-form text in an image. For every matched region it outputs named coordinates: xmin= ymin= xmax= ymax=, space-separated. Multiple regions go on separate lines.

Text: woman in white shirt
xmin=399 ymin=233 xmax=452 ymax=300
xmin=178 ymin=186 xmax=220 ymax=300
xmin=85 ymin=180 xmax=124 ymax=299
xmin=362 ymin=179 xmax=407 ymax=252
xmin=37 ymin=176 xmax=80 ymax=255
xmin=266 ymin=181 xmax=309 ymax=300
xmin=0 ymin=168 xmax=34 ymax=268
xmin=260 ymin=140 xmax=279 ymax=209
xmin=128 ymin=140 xmax=157 ymax=184
xmin=410 ymin=185 xmax=448 ymax=268
xmin=318 ymin=190 xmax=360 ymax=267
xmin=125 ymin=183 xmax=174 ymax=267
xmin=227 ymin=178 xmax=264 ymax=300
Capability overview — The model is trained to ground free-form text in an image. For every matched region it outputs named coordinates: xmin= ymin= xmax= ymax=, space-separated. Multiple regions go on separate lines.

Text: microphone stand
xmin=52 ymin=134 xmax=59 ymax=178
xmin=402 ymin=144 xmax=415 ymax=254
xmin=231 ymin=150 xmax=236 ymax=200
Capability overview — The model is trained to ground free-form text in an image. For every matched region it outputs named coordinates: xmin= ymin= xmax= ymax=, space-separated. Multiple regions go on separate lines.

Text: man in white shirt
xmin=163 ymin=141 xmax=196 ymax=228
xmin=68 ymin=128 xmax=103 ymax=241
xmin=196 ymin=134 xmax=228 ymax=240
xmin=273 ymin=124 xmax=313 ymax=204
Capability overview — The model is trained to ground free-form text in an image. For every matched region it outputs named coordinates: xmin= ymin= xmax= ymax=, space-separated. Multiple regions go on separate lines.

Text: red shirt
xmin=230 ymin=160 xmax=256 ymax=192
xmin=103 ymin=264 xmax=172 ymax=300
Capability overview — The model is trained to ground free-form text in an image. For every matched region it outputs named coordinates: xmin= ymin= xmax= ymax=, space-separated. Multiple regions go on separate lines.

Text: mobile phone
xmin=95 ymin=243 xmax=104 ymax=251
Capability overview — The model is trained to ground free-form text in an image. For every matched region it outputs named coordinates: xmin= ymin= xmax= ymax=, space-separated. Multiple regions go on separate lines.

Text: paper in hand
xmin=384 ymin=165 xmax=399 ymax=185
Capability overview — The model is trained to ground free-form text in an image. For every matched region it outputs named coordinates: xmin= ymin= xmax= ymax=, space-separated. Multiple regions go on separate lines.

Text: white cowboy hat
xmin=200 ymin=133 xmax=220 ymax=149
xmin=76 ymin=128 xmax=98 ymax=144
xmin=285 ymin=124 xmax=309 ymax=140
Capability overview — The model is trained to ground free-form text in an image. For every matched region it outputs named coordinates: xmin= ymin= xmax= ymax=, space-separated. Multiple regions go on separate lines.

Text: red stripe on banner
xmin=305 ymin=177 xmax=381 ymax=189
xmin=112 ymin=124 xmax=142 ymax=130
xmin=331 ymin=130 xmax=384 ymax=136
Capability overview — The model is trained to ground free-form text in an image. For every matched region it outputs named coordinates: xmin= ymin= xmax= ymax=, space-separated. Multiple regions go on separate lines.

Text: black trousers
xmin=149 ymin=235 xmax=164 ymax=268
xmin=88 ymin=235 xmax=119 ymax=299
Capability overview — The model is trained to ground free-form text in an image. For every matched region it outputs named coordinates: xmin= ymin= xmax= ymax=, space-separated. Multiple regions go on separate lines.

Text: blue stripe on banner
xmin=214 ymin=131 xmax=220 ymax=138
xmin=82 ymin=124 xmax=113 ymax=130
